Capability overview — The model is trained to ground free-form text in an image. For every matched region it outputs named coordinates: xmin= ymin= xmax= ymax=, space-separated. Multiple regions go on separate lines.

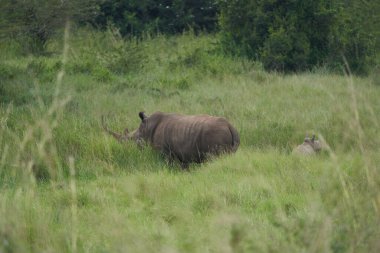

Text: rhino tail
xmin=229 ymin=125 xmax=240 ymax=152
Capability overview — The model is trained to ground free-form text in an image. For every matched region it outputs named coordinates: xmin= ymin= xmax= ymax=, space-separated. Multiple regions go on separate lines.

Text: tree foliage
xmin=331 ymin=0 xmax=380 ymax=74
xmin=0 ymin=0 xmax=98 ymax=54
xmin=0 ymin=0 xmax=378 ymax=73
xmin=218 ymin=0 xmax=379 ymax=73
xmin=94 ymin=0 xmax=218 ymax=36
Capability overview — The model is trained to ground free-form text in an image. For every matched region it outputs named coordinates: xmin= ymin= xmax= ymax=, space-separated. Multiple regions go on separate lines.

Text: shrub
xmin=0 ymin=0 xmax=98 ymax=54
xmin=0 ymin=63 xmax=33 ymax=105
xmin=67 ymin=27 xmax=146 ymax=77
xmin=95 ymin=0 xmax=219 ymax=36
xmin=218 ymin=0 xmax=378 ymax=74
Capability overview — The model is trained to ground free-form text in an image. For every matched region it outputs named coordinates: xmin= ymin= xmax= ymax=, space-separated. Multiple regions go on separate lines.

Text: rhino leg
xmin=180 ymin=162 xmax=189 ymax=170
xmin=166 ymin=153 xmax=175 ymax=167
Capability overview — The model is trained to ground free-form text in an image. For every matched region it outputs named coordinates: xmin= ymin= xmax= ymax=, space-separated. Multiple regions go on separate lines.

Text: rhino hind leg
xmin=166 ymin=152 xmax=175 ymax=167
xmin=175 ymin=154 xmax=191 ymax=170
xmin=167 ymin=155 xmax=189 ymax=170
xmin=180 ymin=162 xmax=189 ymax=170
xmin=163 ymin=147 xmax=183 ymax=168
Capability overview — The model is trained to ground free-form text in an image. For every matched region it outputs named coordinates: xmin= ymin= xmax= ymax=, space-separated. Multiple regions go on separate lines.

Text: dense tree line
xmin=95 ymin=0 xmax=218 ymax=36
xmin=218 ymin=0 xmax=379 ymax=73
xmin=219 ymin=0 xmax=337 ymax=72
xmin=0 ymin=0 xmax=378 ymax=73
xmin=0 ymin=0 xmax=98 ymax=53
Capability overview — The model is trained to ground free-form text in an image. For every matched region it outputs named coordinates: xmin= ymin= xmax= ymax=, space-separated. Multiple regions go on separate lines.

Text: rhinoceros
xmin=102 ymin=111 xmax=240 ymax=168
xmin=293 ymin=134 xmax=322 ymax=156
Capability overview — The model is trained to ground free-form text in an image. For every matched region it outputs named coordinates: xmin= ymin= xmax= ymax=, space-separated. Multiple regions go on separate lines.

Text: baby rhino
xmin=293 ymin=134 xmax=322 ymax=156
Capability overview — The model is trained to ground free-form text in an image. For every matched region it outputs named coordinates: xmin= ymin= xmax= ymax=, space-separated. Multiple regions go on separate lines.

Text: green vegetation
xmin=218 ymin=0 xmax=379 ymax=73
xmin=0 ymin=0 xmax=97 ymax=54
xmin=1 ymin=26 xmax=379 ymax=252
xmin=1 ymin=0 xmax=378 ymax=73
xmin=95 ymin=0 xmax=218 ymax=36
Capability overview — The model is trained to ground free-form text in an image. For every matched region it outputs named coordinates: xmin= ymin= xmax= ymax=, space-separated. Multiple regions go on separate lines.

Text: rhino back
xmin=293 ymin=143 xmax=315 ymax=155
xmin=156 ymin=115 xmax=236 ymax=162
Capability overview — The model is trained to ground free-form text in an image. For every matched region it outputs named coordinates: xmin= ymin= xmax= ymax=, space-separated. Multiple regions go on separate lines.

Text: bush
xmin=0 ymin=63 xmax=33 ymax=105
xmin=67 ymin=27 xmax=146 ymax=78
xmin=328 ymin=1 xmax=379 ymax=75
xmin=0 ymin=58 xmax=61 ymax=105
xmin=219 ymin=0 xmax=378 ymax=74
xmin=94 ymin=0 xmax=218 ymax=36
xmin=0 ymin=0 xmax=98 ymax=54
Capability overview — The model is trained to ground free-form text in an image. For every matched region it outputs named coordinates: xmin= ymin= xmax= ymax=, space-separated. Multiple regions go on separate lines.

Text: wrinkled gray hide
xmin=102 ymin=112 xmax=240 ymax=168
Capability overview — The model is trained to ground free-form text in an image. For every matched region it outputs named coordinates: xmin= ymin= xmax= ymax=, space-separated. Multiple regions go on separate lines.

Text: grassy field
xmin=1 ymin=27 xmax=380 ymax=252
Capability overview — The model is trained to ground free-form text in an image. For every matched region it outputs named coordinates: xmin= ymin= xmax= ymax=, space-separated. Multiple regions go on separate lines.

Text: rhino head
xmin=101 ymin=113 xmax=143 ymax=143
xmin=102 ymin=112 xmax=158 ymax=147
xmin=303 ymin=134 xmax=322 ymax=152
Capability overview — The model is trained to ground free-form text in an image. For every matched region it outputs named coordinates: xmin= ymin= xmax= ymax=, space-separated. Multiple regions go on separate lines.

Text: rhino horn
xmin=101 ymin=115 xmax=129 ymax=142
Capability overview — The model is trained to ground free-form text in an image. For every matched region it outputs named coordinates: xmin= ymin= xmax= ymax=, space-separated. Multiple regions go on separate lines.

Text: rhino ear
xmin=139 ymin=112 xmax=147 ymax=121
xmin=304 ymin=133 xmax=309 ymax=142
xmin=311 ymin=134 xmax=316 ymax=142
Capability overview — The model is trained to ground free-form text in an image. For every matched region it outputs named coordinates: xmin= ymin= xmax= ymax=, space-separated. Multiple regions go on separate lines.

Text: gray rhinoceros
xmin=293 ymin=134 xmax=322 ymax=156
xmin=102 ymin=111 xmax=240 ymax=168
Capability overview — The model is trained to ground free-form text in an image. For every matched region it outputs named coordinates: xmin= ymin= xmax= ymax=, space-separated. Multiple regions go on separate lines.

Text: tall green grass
xmin=0 ymin=27 xmax=379 ymax=252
